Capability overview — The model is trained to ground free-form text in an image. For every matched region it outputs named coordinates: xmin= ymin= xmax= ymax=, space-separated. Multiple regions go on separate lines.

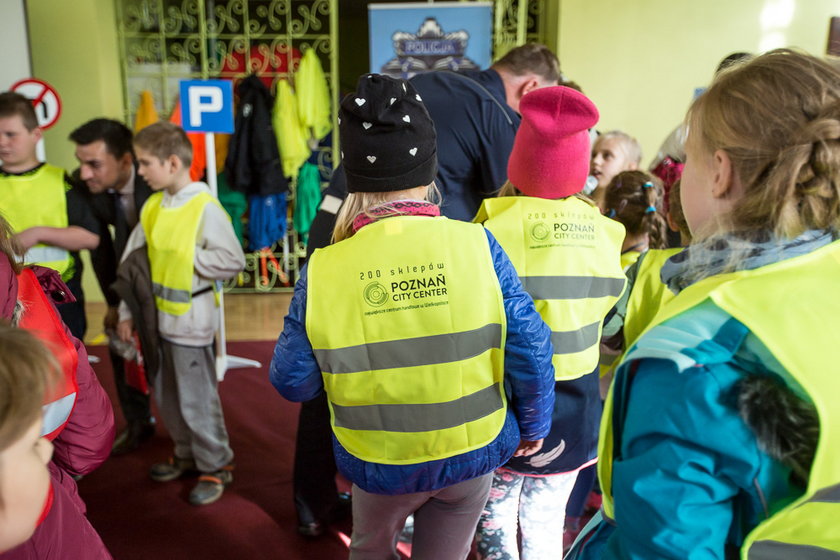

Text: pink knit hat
xmin=507 ymin=86 xmax=599 ymax=199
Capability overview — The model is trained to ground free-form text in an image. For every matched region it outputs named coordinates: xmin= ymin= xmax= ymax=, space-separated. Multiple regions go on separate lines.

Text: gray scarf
xmin=661 ymin=229 xmax=837 ymax=294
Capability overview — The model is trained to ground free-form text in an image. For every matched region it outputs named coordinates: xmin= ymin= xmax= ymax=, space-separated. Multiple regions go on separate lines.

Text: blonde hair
xmin=595 ymin=131 xmax=643 ymax=166
xmin=331 ymin=183 xmax=441 ymax=243
xmin=0 ymin=323 xmax=58 ymax=451
xmin=688 ymin=49 xmax=840 ymax=239
xmin=603 ymin=170 xmax=668 ymax=250
xmin=0 ymin=214 xmax=23 ymax=275
xmin=668 ymin=179 xmax=691 ymax=243
xmin=134 ymin=121 xmax=193 ymax=167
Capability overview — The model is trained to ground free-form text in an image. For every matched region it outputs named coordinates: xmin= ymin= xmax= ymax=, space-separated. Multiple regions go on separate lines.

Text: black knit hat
xmin=339 ymin=74 xmax=437 ymax=193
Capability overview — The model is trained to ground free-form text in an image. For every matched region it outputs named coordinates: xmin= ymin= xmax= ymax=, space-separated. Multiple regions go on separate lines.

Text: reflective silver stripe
xmin=41 ymin=392 xmax=76 ymax=436
xmin=24 ymin=246 xmax=69 ymax=264
xmin=153 ymin=282 xmax=191 ymax=303
xmin=749 ymin=541 xmax=840 ymax=559
xmin=551 ymin=321 xmax=601 ymax=354
xmin=808 ymin=483 xmax=840 ymax=504
xmin=332 ymin=383 xmax=503 ymax=432
xmin=520 ymin=276 xmax=625 ymax=300
xmin=315 ymin=323 xmax=503 ymax=374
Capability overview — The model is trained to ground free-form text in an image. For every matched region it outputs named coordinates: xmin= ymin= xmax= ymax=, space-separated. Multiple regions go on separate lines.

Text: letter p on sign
xmin=179 ymin=79 xmax=234 ymax=133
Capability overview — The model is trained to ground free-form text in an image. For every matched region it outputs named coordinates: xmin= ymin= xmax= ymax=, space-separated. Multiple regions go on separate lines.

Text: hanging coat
xmin=248 ymin=193 xmax=287 ymax=252
xmin=225 ymin=75 xmax=289 ymax=196
xmin=293 ymin=162 xmax=321 ymax=245
xmin=134 ymin=90 xmax=159 ymax=132
xmin=273 ymin=79 xmax=311 ymax=178
xmin=169 ymin=100 xmax=207 ymax=182
xmin=296 ymin=48 xmax=332 ymax=142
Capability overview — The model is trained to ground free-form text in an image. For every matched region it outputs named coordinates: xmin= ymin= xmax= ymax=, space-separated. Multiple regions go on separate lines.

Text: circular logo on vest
xmin=363 ymin=281 xmax=389 ymax=307
xmin=530 ymin=222 xmax=550 ymax=242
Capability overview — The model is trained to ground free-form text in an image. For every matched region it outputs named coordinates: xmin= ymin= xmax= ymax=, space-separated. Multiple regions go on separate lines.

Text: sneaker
xmin=188 ymin=465 xmax=234 ymax=506
xmin=149 ymin=456 xmax=197 ymax=482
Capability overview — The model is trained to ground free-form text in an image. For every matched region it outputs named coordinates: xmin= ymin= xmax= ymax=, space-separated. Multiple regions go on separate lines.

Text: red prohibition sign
xmin=10 ymin=78 xmax=63 ymax=130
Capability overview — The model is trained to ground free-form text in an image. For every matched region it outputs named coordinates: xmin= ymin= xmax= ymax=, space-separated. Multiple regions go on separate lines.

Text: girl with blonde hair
xmin=569 ymin=48 xmax=840 ymax=560
xmin=270 ymin=74 xmax=555 ymax=560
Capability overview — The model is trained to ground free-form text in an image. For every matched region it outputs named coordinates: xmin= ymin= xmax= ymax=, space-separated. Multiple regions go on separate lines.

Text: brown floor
xmin=83 ymin=292 xmax=292 ymax=345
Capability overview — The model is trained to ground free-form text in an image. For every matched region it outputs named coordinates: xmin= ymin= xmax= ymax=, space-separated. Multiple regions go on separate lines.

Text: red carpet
xmin=78 ymin=341 xmax=354 ymax=560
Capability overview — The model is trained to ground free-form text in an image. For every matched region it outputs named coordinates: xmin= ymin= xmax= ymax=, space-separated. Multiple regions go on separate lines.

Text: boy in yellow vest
xmin=0 ymin=91 xmax=100 ymax=339
xmin=116 ymin=121 xmax=245 ymax=506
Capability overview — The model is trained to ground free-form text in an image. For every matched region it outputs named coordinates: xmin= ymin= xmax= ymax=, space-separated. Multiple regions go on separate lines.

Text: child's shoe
xmin=188 ymin=464 xmax=234 ymax=506
xmin=149 ymin=456 xmax=197 ymax=482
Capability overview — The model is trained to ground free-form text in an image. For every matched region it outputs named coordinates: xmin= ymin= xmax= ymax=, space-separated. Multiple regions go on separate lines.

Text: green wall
xmin=27 ymin=0 xmax=123 ymax=304
xmin=26 ymin=0 xmax=123 ymax=171
xmin=559 ymin=0 xmax=840 ymax=167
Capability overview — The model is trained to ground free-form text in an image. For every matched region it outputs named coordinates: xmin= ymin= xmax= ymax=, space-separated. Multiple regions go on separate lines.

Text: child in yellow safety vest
xmin=270 ymin=74 xmax=556 ymax=560
xmin=473 ymin=86 xmax=626 ymax=560
xmin=116 ymin=122 xmax=245 ymax=507
xmin=0 ymin=91 xmax=100 ymax=339
xmin=568 ymin=49 xmax=840 ymax=559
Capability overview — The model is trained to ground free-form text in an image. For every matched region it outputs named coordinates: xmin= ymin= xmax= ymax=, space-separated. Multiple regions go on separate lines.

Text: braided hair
xmin=602 ymin=170 xmax=668 ymax=249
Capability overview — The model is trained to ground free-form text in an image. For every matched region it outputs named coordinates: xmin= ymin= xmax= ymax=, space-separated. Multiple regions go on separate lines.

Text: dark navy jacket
xmin=410 ymin=69 xmax=520 ymax=221
xmin=270 ymin=225 xmax=555 ymax=495
xmin=305 ymin=69 xmax=520 ymax=236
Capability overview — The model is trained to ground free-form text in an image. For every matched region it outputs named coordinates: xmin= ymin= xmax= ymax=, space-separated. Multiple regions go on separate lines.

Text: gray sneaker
xmin=149 ymin=456 xmax=197 ymax=482
xmin=188 ymin=466 xmax=234 ymax=506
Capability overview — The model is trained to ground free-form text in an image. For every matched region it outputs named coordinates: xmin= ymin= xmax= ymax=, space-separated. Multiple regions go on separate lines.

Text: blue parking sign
xmin=179 ymin=80 xmax=234 ymax=133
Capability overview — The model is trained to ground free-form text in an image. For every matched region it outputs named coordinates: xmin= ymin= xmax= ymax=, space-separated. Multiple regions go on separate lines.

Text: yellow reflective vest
xmin=0 ymin=163 xmax=73 ymax=279
xmin=623 ymin=247 xmax=683 ymax=350
xmin=475 ymin=196 xmax=626 ymax=380
xmin=620 ymin=249 xmax=641 ymax=272
xmin=140 ymin=191 xmax=220 ymax=316
xmin=306 ymin=216 xmax=508 ymax=465
xmin=599 ymin=239 xmax=840 ymax=559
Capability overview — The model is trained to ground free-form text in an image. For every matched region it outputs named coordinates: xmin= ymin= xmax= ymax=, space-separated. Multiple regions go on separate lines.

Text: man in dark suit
xmin=70 ymin=118 xmax=155 ymax=455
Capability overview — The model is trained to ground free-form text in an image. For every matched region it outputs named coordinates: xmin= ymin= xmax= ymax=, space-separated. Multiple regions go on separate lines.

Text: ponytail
xmin=603 ymin=170 xmax=666 ymax=246
xmin=642 ymin=182 xmax=668 ymax=249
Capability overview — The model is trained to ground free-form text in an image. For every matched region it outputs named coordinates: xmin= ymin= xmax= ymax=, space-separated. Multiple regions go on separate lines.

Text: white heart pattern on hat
xmin=389 ymin=97 xmax=396 ymax=106
xmin=402 ymin=83 xmax=406 ymax=92
xmin=355 ymin=98 xmax=366 ymax=106
xmin=416 ymin=94 xmax=422 ymax=101
xmin=337 ymin=116 xmax=341 ymax=124
xmin=367 ymin=155 xmax=376 ymax=163
xmin=403 ymin=115 xmax=410 ymax=123
xmin=341 ymin=151 xmax=344 ymax=158
xmin=409 ymin=147 xmax=418 ymax=156
xmin=363 ymin=122 xmax=372 ymax=130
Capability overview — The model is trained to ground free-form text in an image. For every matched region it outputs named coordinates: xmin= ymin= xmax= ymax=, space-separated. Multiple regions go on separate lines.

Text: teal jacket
xmin=571 ymin=300 xmax=805 ymax=559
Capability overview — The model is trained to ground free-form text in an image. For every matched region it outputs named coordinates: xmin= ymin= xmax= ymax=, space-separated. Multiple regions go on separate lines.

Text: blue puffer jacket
xmin=270 ymin=227 xmax=555 ymax=495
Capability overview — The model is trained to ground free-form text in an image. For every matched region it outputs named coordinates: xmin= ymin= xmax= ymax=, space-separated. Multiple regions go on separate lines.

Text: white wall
xmin=0 ymin=0 xmax=32 ymax=91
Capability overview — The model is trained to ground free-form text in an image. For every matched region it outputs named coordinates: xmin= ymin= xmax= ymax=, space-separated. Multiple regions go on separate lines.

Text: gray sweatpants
xmin=156 ymin=340 xmax=233 ymax=472
xmin=350 ymin=472 xmax=494 ymax=560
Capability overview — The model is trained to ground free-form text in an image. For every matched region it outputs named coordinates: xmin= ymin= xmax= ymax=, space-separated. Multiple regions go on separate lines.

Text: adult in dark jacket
xmin=70 ymin=118 xmax=155 ymax=456
xmin=289 ymin=43 xmax=560 ymax=537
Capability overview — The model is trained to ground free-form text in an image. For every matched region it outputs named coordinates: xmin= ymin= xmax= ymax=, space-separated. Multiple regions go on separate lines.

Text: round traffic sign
xmin=10 ymin=78 xmax=62 ymax=130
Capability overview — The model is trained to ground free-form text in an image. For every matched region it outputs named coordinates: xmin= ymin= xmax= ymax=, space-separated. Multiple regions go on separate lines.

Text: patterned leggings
xmin=475 ymin=469 xmax=579 ymax=560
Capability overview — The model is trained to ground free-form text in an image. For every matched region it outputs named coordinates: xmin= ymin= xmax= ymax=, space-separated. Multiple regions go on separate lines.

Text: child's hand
xmin=116 ymin=319 xmax=134 ymax=343
xmin=12 ymin=227 xmax=42 ymax=251
xmin=513 ymin=438 xmax=544 ymax=457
